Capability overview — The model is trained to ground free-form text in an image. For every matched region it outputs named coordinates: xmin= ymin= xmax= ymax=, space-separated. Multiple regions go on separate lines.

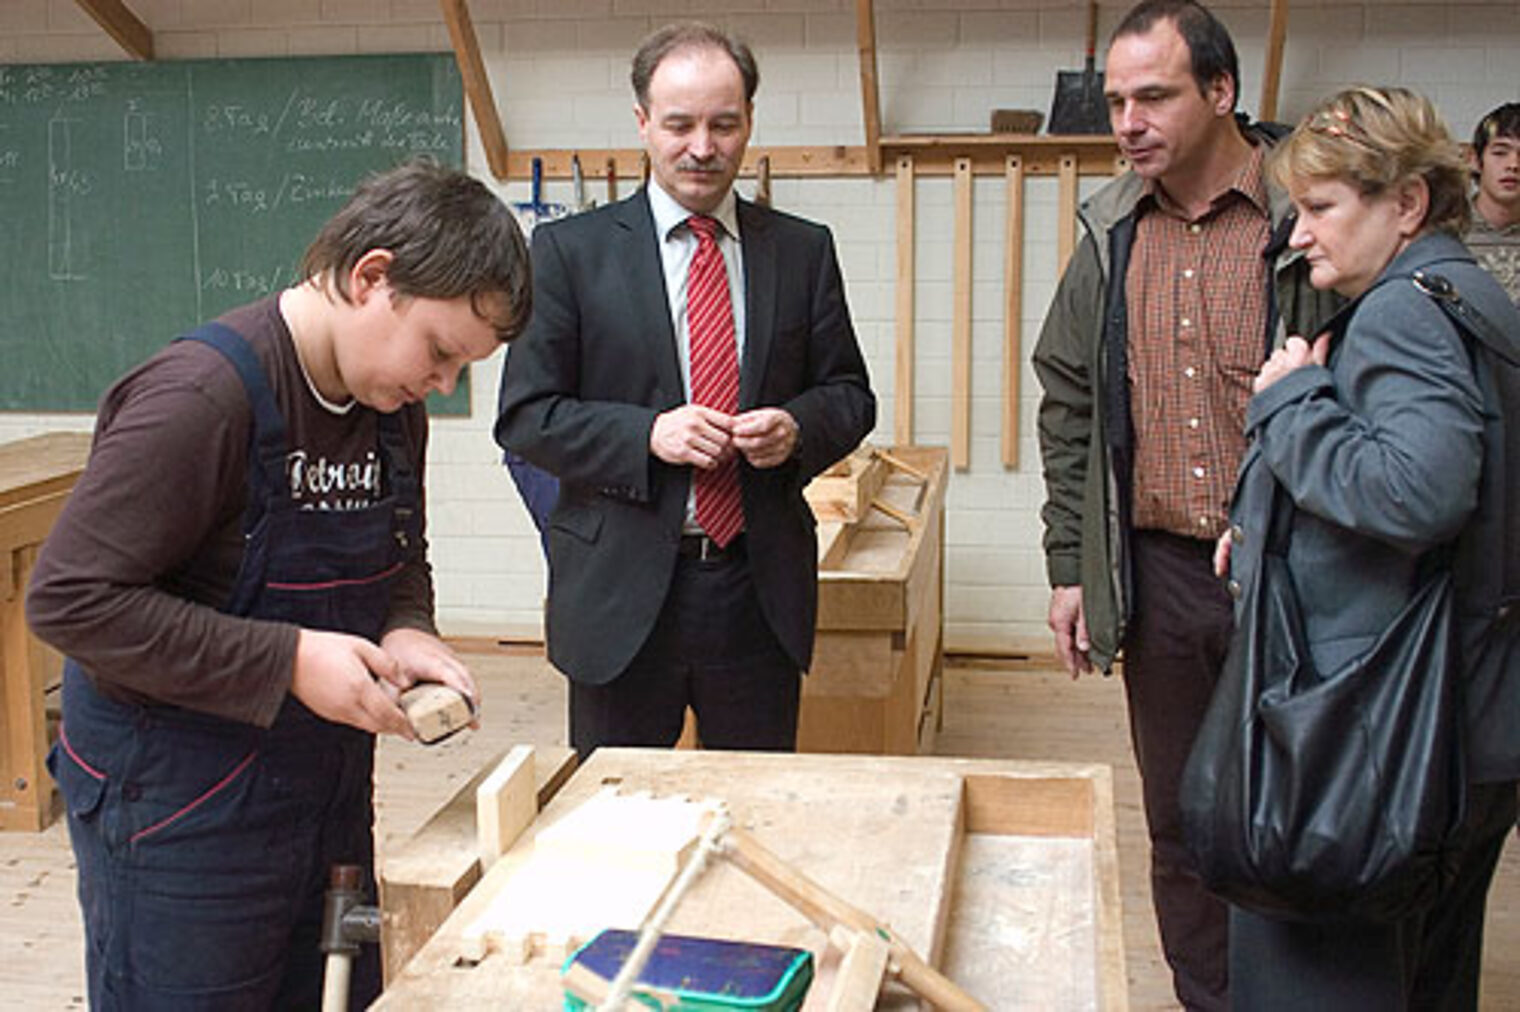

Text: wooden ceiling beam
xmin=439 ymin=0 xmax=511 ymax=180
xmin=75 ymin=0 xmax=153 ymax=61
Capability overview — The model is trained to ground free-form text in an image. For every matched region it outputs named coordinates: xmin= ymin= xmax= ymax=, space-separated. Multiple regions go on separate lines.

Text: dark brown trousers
xmin=1122 ymin=529 xmax=1234 ymax=1012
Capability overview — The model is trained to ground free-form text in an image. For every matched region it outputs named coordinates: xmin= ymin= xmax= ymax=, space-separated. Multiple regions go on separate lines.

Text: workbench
xmin=377 ymin=748 xmax=1126 ymax=1010
xmin=0 ymin=432 xmax=91 ymax=831
xmin=804 ymin=444 xmax=948 ymax=755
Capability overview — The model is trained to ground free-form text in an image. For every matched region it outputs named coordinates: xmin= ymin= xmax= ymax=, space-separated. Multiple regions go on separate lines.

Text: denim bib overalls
xmin=49 ymin=323 xmax=421 ymax=1010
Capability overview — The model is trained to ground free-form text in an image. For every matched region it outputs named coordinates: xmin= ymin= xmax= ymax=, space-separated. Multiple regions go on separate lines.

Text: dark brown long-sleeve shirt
xmin=27 ymin=296 xmax=435 ymax=728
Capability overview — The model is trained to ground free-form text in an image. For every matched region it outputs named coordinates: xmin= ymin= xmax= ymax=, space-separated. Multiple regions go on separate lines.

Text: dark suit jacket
xmin=495 ymin=190 xmax=876 ymax=685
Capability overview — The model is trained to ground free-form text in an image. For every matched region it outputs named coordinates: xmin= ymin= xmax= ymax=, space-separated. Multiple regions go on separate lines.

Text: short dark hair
xmin=1474 ymin=102 xmax=1520 ymax=160
xmin=301 ymin=158 xmax=531 ymax=343
xmin=1112 ymin=0 xmax=1240 ymax=112
xmin=631 ymin=21 xmax=759 ymax=110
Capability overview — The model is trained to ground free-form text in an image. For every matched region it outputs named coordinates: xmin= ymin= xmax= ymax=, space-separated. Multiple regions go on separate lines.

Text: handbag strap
xmin=1409 ymin=268 xmax=1520 ymax=366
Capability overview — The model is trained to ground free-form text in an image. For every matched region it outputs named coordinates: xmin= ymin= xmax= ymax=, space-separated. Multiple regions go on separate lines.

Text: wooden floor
xmin=2 ymin=646 xmax=1515 ymax=1010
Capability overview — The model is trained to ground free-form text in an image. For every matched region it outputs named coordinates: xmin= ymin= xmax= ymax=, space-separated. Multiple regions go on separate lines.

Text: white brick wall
xmin=4 ymin=0 xmax=1519 ymax=651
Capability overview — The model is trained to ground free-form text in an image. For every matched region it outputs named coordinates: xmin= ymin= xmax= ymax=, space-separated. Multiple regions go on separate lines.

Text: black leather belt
xmin=678 ymin=533 xmax=746 ymax=561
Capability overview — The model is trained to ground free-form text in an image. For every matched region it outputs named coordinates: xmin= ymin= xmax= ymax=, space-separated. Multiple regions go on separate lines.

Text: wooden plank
xmin=854 ymin=0 xmax=882 ymax=175
xmin=942 ymin=835 xmax=1099 ymax=1008
xmin=0 ymin=433 xmax=91 ymax=511
xmin=952 ymin=157 xmax=973 ymax=471
xmin=1260 ymin=0 xmax=1290 ymax=124
xmin=1057 ymin=152 xmax=1080 ymax=275
xmin=378 ymin=751 xmax=969 ymax=1009
xmin=722 ymin=824 xmax=984 ymax=1011
xmin=461 ymin=789 xmax=717 ymax=962
xmin=754 ymin=154 xmax=772 ymax=207
xmin=817 ymin=446 xmax=946 ymax=631
xmin=0 ymin=434 xmax=88 ymax=833
xmin=1090 ymin=763 xmax=1128 ymax=1011
xmin=380 ymin=745 xmax=575 ymax=982
xmin=804 ymin=446 xmax=888 ymax=524
xmin=476 ymin=745 xmax=537 ymax=870
xmin=827 ymin=929 xmax=890 ymax=1011
xmin=439 ymin=0 xmax=510 ymax=180
xmin=1002 ymin=154 xmax=1025 ymax=469
xmin=0 ymin=492 xmax=73 ymax=554
xmin=816 ymin=521 xmax=853 ymax=570
xmin=508 ymin=146 xmax=868 ymax=181
xmin=375 ymin=751 xmax=1122 ymax=1010
xmin=963 ymin=774 xmax=1095 ymax=838
xmin=883 ymin=134 xmax=1121 ymax=176
xmin=497 ymin=136 xmax=1121 ymax=181
xmin=806 ymin=631 xmax=898 ymax=698
xmin=894 ymin=155 xmax=916 ymax=445
xmin=0 ymin=544 xmax=50 ymax=831
xmin=74 ymin=0 xmax=153 ymax=60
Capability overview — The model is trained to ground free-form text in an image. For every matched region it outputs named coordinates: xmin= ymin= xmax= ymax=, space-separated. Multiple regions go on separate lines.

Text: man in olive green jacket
xmin=1035 ymin=158 xmax=1336 ymax=672
xmin=1032 ymin=3 xmax=1340 ymax=1008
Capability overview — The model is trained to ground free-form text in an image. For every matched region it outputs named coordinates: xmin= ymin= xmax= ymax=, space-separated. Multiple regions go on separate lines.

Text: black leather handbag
xmin=1180 ymin=480 xmax=1467 ymax=923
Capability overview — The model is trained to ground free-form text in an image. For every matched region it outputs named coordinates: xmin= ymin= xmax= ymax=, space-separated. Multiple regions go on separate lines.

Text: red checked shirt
xmin=1126 ymin=143 xmax=1272 ymax=540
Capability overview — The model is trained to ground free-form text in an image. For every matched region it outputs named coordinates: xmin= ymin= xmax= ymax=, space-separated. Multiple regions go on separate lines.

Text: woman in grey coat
xmin=1216 ymin=87 xmax=1520 ymax=1009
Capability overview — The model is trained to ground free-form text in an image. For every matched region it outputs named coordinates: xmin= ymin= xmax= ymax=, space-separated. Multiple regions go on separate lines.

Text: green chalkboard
xmin=0 ymin=53 xmax=471 ymax=414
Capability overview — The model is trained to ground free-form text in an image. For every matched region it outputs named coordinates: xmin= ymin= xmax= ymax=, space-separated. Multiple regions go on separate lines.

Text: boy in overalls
xmin=27 ymin=159 xmax=532 ymax=1010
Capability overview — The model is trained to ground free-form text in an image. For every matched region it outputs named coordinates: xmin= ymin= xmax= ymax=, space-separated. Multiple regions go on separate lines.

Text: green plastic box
xmin=562 ymin=929 xmax=813 ymax=1011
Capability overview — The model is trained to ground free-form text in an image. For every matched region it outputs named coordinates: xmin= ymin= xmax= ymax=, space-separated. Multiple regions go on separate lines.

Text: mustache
xmin=675 ymin=159 xmax=730 ymax=172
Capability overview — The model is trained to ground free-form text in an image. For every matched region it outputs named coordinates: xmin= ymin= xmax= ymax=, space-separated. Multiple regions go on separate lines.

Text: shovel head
xmin=1048 ymin=64 xmax=1110 ymax=135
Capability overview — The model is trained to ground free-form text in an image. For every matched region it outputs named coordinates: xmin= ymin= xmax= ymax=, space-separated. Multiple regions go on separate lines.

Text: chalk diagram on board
xmin=0 ymin=124 xmax=14 ymax=186
xmin=47 ymin=112 xmax=87 ymax=281
xmin=123 ymin=98 xmax=162 ymax=172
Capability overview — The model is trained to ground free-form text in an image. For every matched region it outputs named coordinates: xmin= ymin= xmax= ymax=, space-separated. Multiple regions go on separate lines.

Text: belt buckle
xmin=698 ymin=535 xmax=717 ymax=561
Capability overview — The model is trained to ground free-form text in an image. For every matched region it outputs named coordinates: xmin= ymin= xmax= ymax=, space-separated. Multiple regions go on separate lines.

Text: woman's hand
xmin=1254 ymin=333 xmax=1331 ymax=393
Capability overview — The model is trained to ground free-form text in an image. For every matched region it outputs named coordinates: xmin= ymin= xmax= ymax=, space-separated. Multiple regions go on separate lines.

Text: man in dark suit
xmin=495 ymin=21 xmax=875 ymax=758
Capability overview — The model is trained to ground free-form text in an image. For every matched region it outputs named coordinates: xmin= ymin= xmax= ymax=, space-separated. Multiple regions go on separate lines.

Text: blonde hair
xmin=1269 ymin=86 xmax=1471 ymax=236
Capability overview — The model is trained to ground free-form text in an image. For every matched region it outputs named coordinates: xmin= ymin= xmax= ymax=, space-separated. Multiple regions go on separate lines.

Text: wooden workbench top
xmin=377 ymin=748 xmax=1126 ymax=1010
xmin=0 ymin=432 xmax=91 ymax=511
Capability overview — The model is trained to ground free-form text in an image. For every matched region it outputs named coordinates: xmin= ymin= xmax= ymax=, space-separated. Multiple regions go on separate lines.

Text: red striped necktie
xmin=686 ymin=214 xmax=744 ymax=548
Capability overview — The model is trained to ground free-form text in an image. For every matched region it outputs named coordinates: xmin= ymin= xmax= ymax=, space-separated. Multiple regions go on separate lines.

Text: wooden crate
xmin=801 ymin=445 xmax=947 ymax=756
xmin=376 ymin=749 xmax=1128 ymax=1010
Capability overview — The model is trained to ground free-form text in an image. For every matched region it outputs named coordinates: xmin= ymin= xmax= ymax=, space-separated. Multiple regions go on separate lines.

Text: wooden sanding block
xmin=399 ymin=683 xmax=474 ymax=744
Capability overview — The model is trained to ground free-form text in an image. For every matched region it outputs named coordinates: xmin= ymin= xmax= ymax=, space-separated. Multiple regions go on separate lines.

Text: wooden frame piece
xmin=476 ymin=745 xmax=538 ymax=870
xmin=855 ymin=0 xmax=883 ymax=175
xmin=1057 ymin=152 xmax=1080 ymax=276
xmin=882 ymin=134 xmax=1120 ymax=176
xmin=0 ymin=433 xmax=91 ymax=833
xmin=75 ymin=0 xmax=153 ymax=60
xmin=379 ymin=745 xmax=576 ymax=982
xmin=375 ymin=749 xmax=1124 ymax=1009
xmin=894 ymin=155 xmax=916 ymax=445
xmin=951 ymin=157 xmax=974 ymax=471
xmin=439 ymin=0 xmax=510 ymax=180
xmin=1259 ymin=0 xmax=1290 ymax=124
xmin=504 ymin=137 xmax=1119 ymax=182
xmin=1002 ymin=154 xmax=1024 ymax=469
